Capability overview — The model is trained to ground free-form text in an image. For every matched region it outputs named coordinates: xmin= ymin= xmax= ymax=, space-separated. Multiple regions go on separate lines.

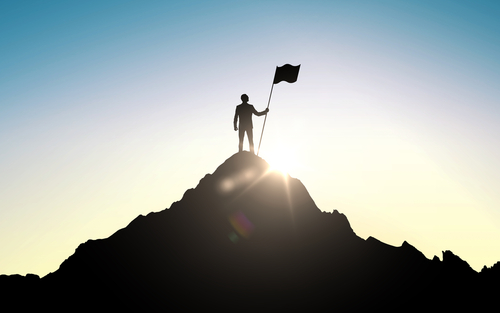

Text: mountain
xmin=1 ymin=152 xmax=499 ymax=311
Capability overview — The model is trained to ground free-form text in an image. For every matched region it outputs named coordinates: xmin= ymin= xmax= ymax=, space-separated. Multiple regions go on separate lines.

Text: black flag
xmin=257 ymin=63 xmax=301 ymax=156
xmin=273 ymin=64 xmax=300 ymax=84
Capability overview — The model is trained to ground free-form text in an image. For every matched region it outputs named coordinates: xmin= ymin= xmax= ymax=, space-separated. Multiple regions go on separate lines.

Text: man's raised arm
xmin=255 ymin=107 xmax=269 ymax=116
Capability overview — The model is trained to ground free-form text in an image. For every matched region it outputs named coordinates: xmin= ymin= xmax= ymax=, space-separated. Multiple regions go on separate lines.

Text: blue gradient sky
xmin=1 ymin=1 xmax=500 ymax=275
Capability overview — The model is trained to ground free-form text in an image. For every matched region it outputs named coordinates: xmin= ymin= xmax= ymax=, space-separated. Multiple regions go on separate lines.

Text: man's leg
xmin=238 ymin=127 xmax=245 ymax=152
xmin=247 ymin=128 xmax=254 ymax=154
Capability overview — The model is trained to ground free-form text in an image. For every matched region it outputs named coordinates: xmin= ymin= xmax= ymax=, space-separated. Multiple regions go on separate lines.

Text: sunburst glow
xmin=262 ymin=148 xmax=298 ymax=176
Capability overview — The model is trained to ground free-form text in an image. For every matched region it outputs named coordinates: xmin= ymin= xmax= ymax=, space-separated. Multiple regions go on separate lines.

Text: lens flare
xmin=218 ymin=168 xmax=259 ymax=194
xmin=228 ymin=211 xmax=255 ymax=238
xmin=228 ymin=232 xmax=239 ymax=243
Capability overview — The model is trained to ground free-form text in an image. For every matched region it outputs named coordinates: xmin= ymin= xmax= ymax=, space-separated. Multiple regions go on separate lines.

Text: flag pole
xmin=256 ymin=81 xmax=274 ymax=156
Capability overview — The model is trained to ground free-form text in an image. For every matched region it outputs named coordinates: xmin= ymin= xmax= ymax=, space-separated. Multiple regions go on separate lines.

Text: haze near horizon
xmin=1 ymin=0 xmax=500 ymax=276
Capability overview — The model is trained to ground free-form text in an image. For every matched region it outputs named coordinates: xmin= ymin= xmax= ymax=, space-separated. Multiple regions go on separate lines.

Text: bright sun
xmin=263 ymin=149 xmax=297 ymax=176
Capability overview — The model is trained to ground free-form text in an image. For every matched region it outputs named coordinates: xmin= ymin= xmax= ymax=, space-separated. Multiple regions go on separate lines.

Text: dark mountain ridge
xmin=1 ymin=152 xmax=499 ymax=311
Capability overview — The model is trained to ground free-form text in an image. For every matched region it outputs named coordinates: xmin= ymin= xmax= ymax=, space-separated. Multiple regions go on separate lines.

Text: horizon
xmin=1 ymin=1 xmax=500 ymax=276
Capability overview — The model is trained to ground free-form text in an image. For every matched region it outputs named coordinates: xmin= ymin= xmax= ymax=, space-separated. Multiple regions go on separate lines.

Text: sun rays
xmin=261 ymin=148 xmax=298 ymax=177
xmin=217 ymin=153 xmax=297 ymax=243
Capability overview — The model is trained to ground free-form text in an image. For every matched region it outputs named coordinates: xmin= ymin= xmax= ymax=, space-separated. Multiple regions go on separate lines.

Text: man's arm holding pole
xmin=255 ymin=108 xmax=269 ymax=116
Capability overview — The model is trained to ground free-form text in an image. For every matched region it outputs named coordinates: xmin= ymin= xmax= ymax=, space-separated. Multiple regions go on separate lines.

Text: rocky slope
xmin=2 ymin=152 xmax=498 ymax=311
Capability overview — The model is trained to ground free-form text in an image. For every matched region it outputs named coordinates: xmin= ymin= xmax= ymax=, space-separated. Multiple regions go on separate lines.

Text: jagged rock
xmin=1 ymin=152 xmax=499 ymax=311
xmin=441 ymin=250 xmax=476 ymax=276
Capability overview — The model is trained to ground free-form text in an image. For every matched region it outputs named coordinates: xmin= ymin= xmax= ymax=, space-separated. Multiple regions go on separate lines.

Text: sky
xmin=1 ymin=0 xmax=500 ymax=276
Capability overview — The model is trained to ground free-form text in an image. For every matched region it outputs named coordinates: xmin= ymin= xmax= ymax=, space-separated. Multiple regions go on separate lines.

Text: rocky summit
xmin=2 ymin=152 xmax=499 ymax=311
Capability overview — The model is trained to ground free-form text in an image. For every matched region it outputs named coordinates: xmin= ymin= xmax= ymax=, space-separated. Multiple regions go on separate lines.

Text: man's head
xmin=241 ymin=94 xmax=249 ymax=103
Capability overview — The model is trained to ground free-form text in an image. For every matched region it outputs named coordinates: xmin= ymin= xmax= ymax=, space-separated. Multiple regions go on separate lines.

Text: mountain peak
xmin=2 ymin=152 xmax=498 ymax=310
xmin=159 ymin=151 xmax=355 ymax=244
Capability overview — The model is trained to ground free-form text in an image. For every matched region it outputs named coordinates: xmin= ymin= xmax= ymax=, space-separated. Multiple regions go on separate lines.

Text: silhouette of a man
xmin=234 ymin=94 xmax=269 ymax=154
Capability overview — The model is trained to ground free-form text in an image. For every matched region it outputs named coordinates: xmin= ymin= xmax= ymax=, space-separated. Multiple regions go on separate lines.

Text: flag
xmin=273 ymin=64 xmax=300 ymax=84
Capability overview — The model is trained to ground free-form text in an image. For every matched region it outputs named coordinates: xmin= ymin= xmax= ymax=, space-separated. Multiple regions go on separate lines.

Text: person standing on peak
xmin=233 ymin=94 xmax=269 ymax=154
